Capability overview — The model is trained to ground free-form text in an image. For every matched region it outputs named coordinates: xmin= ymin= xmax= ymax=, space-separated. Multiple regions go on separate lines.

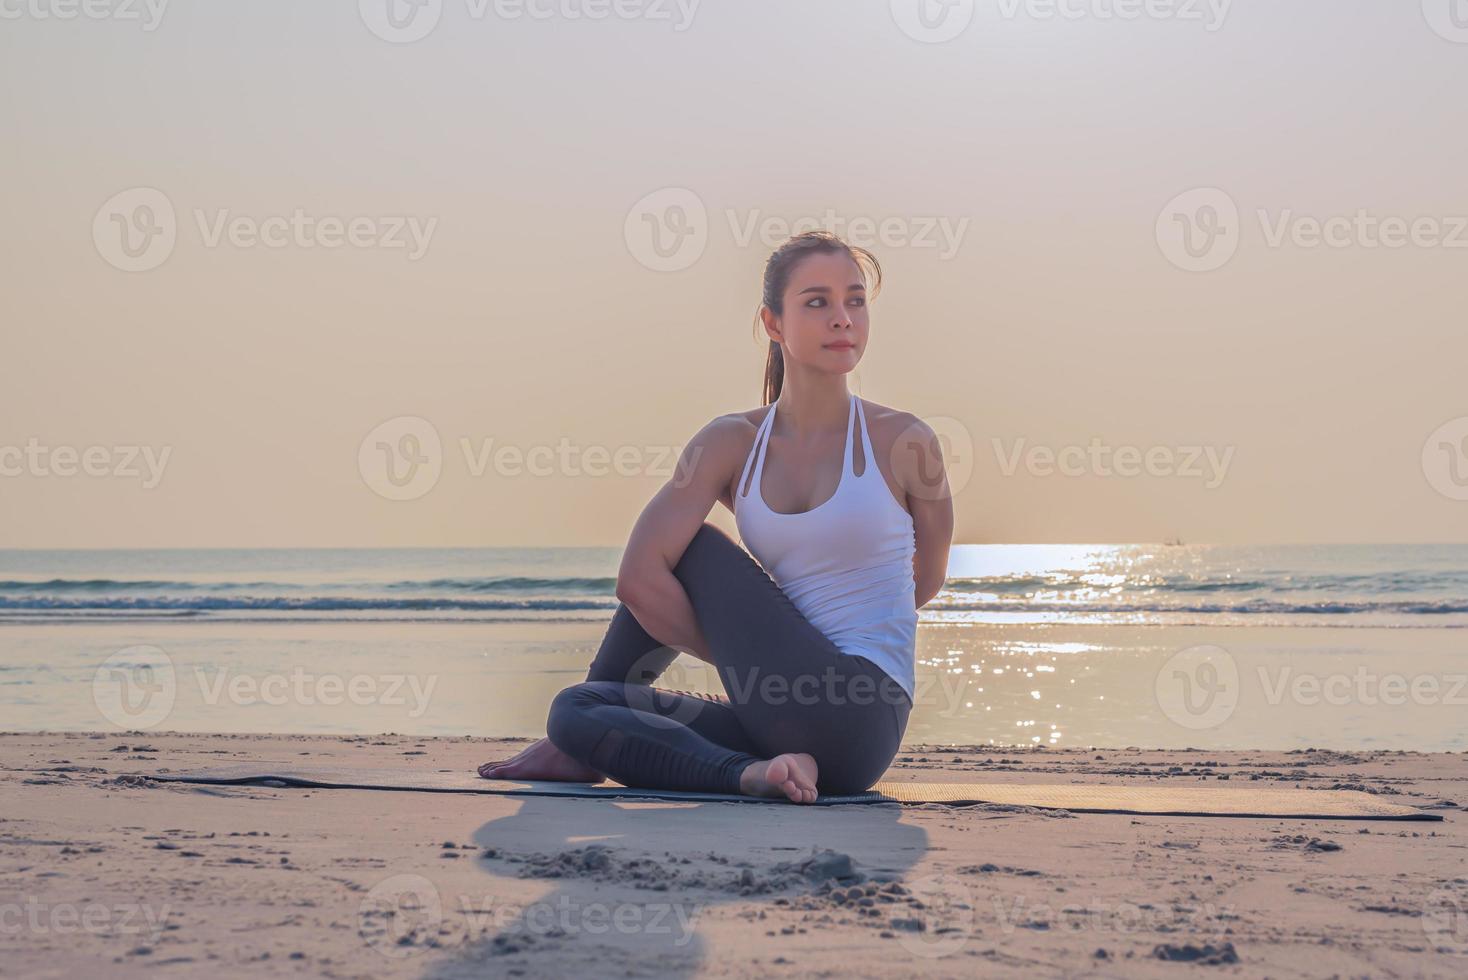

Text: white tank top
xmin=733 ymin=393 xmax=918 ymax=700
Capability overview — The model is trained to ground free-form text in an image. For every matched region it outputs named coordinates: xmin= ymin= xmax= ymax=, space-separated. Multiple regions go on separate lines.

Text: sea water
xmin=2 ymin=544 xmax=1464 ymax=749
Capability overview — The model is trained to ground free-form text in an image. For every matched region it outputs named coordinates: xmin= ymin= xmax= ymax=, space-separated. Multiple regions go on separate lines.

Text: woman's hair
xmin=756 ymin=231 xmax=883 ymax=405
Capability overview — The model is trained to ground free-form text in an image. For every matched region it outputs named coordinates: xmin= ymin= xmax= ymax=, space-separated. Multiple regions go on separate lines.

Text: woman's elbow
xmin=615 ymin=564 xmax=658 ymax=607
xmin=614 ymin=575 xmax=642 ymax=606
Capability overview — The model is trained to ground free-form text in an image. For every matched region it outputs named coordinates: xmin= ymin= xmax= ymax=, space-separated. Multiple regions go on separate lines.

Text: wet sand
xmin=2 ymin=732 xmax=1465 ymax=978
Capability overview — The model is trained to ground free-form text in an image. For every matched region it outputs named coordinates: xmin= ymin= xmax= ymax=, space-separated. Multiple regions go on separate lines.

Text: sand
xmin=2 ymin=732 xmax=1466 ymax=978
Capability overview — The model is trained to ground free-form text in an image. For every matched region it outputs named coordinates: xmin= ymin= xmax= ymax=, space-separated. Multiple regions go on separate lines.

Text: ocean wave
xmin=0 ymin=578 xmax=299 ymax=592
xmin=942 ymin=572 xmax=1468 ymax=596
xmin=943 ymin=575 xmax=1273 ymax=595
xmin=0 ymin=575 xmax=618 ymax=594
xmin=383 ymin=576 xmax=618 ymax=593
xmin=0 ymin=596 xmax=618 ymax=612
xmin=1 ymin=594 xmax=1463 ymax=616
xmin=6 ymin=569 xmax=1463 ymax=601
xmin=930 ymin=598 xmax=1468 ymax=615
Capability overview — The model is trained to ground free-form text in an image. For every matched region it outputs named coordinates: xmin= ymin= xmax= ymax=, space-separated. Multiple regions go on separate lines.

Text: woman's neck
xmin=773 ymin=378 xmax=851 ymax=439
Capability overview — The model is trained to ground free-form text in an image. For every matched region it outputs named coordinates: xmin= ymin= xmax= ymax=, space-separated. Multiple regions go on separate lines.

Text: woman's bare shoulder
xmin=856 ymin=397 xmax=929 ymax=445
xmin=685 ymin=408 xmax=771 ymax=508
xmin=698 ymin=406 xmax=771 ymax=445
xmin=723 ymin=404 xmax=771 ymax=428
xmin=856 ymin=397 xmax=944 ymax=489
xmin=680 ymin=408 xmax=770 ymax=472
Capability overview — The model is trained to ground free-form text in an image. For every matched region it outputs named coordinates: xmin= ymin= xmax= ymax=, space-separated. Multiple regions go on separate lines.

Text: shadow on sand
xmin=417 ymin=794 xmax=930 ymax=978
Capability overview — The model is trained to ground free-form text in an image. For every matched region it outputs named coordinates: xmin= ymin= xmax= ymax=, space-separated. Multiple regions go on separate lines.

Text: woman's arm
xmin=895 ymin=416 xmax=955 ymax=609
xmin=613 ymin=416 xmax=744 ymax=662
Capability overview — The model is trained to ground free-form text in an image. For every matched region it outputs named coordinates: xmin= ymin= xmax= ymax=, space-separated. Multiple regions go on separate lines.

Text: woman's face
xmin=773 ymin=251 xmax=870 ymax=375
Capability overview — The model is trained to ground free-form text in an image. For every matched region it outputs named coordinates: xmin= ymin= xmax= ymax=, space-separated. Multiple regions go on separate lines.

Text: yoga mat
xmin=143 ymin=764 xmax=1441 ymax=820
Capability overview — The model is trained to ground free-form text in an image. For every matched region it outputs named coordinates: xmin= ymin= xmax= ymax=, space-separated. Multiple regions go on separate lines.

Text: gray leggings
xmin=545 ymin=523 xmax=912 ymax=796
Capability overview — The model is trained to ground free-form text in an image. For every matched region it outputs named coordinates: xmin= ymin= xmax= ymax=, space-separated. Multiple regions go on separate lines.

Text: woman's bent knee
xmin=813 ymin=742 xmax=900 ymax=796
xmin=672 ymin=523 xmax=738 ymax=579
xmin=816 ymin=765 xmax=881 ymax=797
xmin=545 ymin=682 xmax=610 ymax=756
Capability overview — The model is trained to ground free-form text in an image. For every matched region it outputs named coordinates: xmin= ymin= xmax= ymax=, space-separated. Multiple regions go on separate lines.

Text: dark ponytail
xmin=756 ymin=231 xmax=882 ymax=405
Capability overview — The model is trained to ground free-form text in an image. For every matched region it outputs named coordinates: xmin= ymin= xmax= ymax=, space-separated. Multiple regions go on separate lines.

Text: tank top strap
xmin=852 ymin=396 xmax=877 ymax=480
xmin=839 ymin=393 xmax=857 ymax=479
xmin=737 ymin=399 xmax=777 ymax=506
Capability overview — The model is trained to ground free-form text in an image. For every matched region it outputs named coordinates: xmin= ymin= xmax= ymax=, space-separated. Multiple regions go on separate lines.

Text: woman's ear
xmin=759 ymin=306 xmax=782 ymax=345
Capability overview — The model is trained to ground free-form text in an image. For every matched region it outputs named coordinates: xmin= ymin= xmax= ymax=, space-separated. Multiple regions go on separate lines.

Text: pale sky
xmin=3 ymin=1 xmax=1465 ymax=547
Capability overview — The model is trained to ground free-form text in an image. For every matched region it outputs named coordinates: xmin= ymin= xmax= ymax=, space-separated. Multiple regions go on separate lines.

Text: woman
xmin=479 ymin=231 xmax=954 ymax=803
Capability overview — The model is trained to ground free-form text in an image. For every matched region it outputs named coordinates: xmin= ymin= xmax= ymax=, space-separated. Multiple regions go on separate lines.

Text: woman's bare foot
xmin=477 ymin=737 xmax=604 ymax=783
xmin=739 ymin=753 xmax=819 ymax=804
